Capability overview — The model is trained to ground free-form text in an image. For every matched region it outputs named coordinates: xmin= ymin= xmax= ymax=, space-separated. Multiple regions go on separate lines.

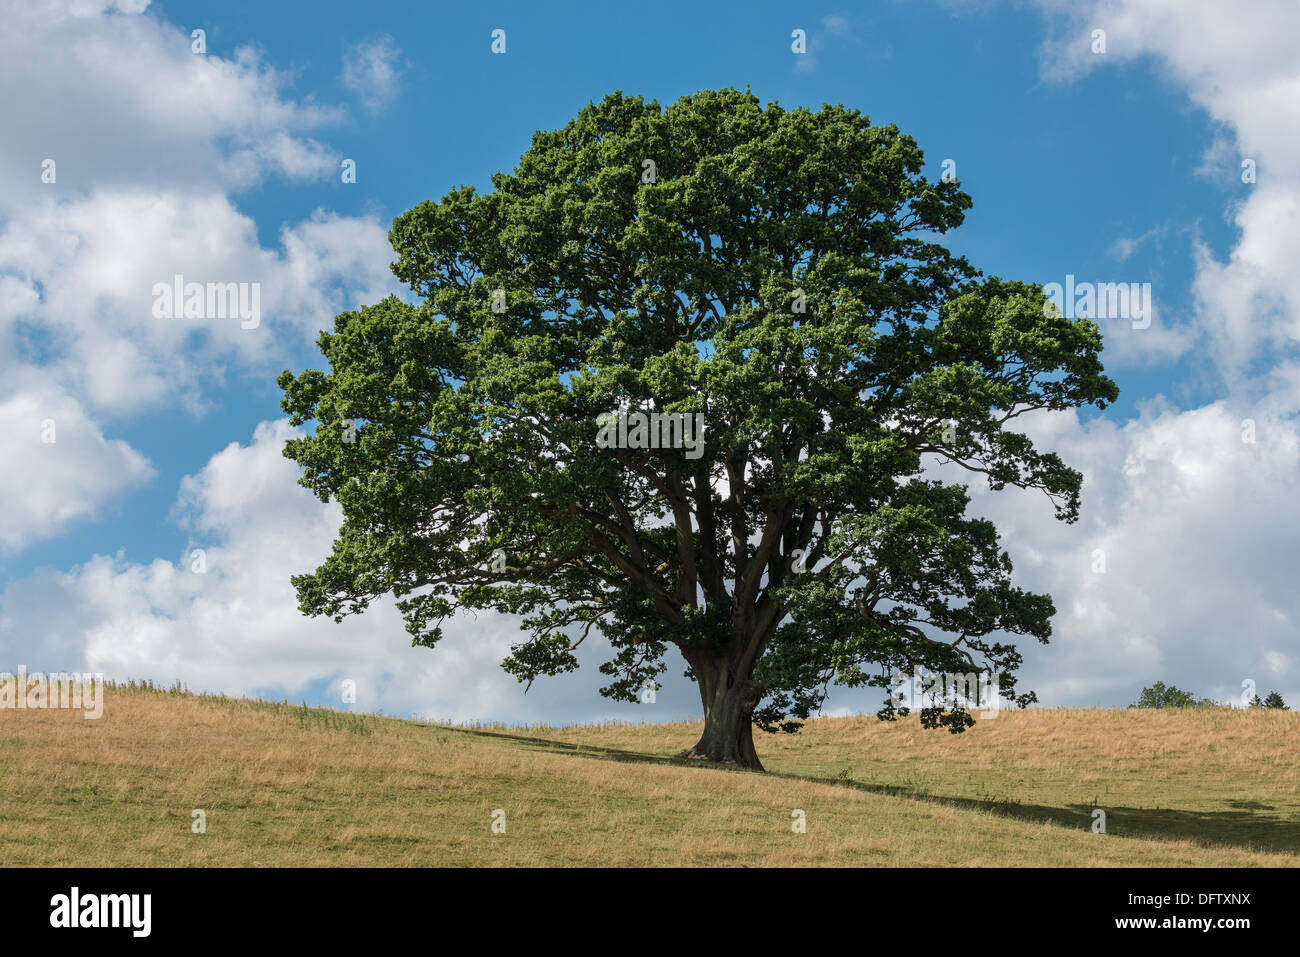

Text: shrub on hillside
xmin=1251 ymin=691 xmax=1289 ymax=710
xmin=1131 ymin=681 xmax=1198 ymax=709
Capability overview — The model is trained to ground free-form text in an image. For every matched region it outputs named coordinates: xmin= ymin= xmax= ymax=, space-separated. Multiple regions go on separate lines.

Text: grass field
xmin=2 ymin=683 xmax=1297 ymax=866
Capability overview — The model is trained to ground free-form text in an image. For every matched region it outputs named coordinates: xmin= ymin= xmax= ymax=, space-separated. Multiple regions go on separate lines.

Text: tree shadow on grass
xmin=431 ymin=723 xmax=1300 ymax=857
xmin=816 ymin=780 xmax=1300 ymax=857
xmin=433 ymin=724 xmax=707 ymax=765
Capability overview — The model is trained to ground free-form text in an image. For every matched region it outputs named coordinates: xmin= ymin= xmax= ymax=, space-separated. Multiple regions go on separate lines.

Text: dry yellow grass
xmin=533 ymin=706 xmax=1300 ymax=854
xmin=2 ymin=686 xmax=1296 ymax=866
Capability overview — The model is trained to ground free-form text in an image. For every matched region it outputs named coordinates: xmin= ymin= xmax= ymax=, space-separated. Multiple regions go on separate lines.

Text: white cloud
xmin=265 ymin=208 xmax=401 ymax=339
xmin=1111 ymin=226 xmax=1162 ymax=262
xmin=0 ymin=373 xmax=154 ymax=550
xmin=0 ymin=0 xmax=402 ymax=553
xmin=1094 ymin=303 xmax=1197 ymax=367
xmin=936 ymin=397 xmax=1300 ymax=708
xmin=0 ymin=420 xmax=699 ymax=723
xmin=342 ymin=37 xmax=402 ymax=111
xmin=1034 ymin=0 xmax=1300 ymax=387
xmin=0 ymin=0 xmax=340 ymax=207
xmin=924 ymin=0 xmax=1300 ymax=710
xmin=0 ymin=193 xmax=398 ymax=418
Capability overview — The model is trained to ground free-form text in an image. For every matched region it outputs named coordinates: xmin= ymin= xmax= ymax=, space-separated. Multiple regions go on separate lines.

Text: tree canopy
xmin=278 ymin=88 xmax=1118 ymax=769
xmin=1131 ymin=682 xmax=1199 ymax=709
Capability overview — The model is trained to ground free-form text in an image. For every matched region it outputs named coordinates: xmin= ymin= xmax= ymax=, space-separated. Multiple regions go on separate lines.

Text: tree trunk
xmin=683 ymin=654 xmax=765 ymax=771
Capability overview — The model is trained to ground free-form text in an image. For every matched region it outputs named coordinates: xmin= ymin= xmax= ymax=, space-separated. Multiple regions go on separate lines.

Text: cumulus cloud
xmin=0 ymin=373 xmax=154 ymax=551
xmin=0 ymin=0 xmax=341 ymax=207
xmin=904 ymin=0 xmax=1297 ymax=709
xmin=0 ymin=0 xmax=402 ymax=552
xmin=265 ymin=209 xmax=402 ymax=340
xmin=0 ymin=193 xmax=398 ymax=418
xmin=1034 ymin=0 xmax=1300 ymax=388
xmin=1092 ymin=305 xmax=1197 ymax=368
xmin=0 ymin=420 xmax=697 ymax=724
xmin=926 ymin=399 xmax=1300 ymax=708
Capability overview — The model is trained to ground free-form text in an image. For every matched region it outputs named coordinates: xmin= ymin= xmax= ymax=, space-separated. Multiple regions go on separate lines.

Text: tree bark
xmin=682 ymin=654 xmax=765 ymax=771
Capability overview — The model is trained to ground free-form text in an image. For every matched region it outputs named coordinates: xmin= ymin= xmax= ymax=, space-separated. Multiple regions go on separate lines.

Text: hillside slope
xmin=2 ymin=686 xmax=1296 ymax=866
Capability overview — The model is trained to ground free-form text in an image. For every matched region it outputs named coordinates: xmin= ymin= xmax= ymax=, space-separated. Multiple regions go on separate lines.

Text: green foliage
xmin=1131 ymin=681 xmax=1198 ymax=709
xmin=1252 ymin=691 xmax=1288 ymax=710
xmin=278 ymin=89 xmax=1117 ymax=737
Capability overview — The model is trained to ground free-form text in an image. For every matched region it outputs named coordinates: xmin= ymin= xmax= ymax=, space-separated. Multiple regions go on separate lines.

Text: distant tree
xmin=1131 ymin=681 xmax=1197 ymax=709
xmin=1262 ymin=691 xmax=1288 ymax=710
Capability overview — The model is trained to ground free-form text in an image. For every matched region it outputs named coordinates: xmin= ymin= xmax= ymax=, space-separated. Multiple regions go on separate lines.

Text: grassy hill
xmin=2 ymin=684 xmax=1297 ymax=866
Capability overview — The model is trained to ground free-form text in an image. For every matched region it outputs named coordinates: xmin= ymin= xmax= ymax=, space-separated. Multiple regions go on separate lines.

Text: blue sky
xmin=2 ymin=0 xmax=1297 ymax=725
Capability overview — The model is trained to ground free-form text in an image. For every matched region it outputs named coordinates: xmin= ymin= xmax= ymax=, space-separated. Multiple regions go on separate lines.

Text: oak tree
xmin=278 ymin=89 xmax=1117 ymax=770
